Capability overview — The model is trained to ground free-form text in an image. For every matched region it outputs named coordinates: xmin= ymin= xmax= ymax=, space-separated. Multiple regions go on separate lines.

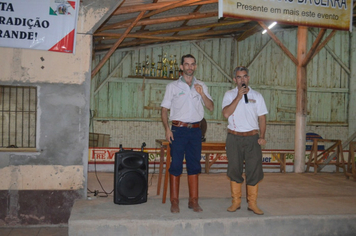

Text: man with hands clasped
xmin=222 ymin=66 xmax=268 ymax=215
xmin=161 ymin=54 xmax=214 ymax=213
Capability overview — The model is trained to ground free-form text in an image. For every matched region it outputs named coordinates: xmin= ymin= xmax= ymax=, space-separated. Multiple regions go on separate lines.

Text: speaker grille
xmin=117 ymin=170 xmax=147 ymax=202
xmin=114 ymin=151 xmax=148 ymax=205
xmin=121 ymin=155 xmax=144 ymax=169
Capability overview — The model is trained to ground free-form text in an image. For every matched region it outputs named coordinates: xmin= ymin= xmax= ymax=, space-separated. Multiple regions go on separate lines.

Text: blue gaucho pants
xmin=169 ymin=125 xmax=202 ymax=176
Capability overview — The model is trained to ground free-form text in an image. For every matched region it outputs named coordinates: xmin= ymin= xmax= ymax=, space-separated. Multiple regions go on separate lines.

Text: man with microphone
xmin=222 ymin=66 xmax=268 ymax=215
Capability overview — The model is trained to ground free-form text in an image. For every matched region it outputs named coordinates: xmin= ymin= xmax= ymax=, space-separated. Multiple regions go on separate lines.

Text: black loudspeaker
xmin=114 ymin=150 xmax=148 ymax=205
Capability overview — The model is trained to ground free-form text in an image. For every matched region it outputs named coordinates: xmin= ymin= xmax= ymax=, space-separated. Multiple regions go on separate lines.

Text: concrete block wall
xmin=91 ymin=121 xmax=349 ymax=150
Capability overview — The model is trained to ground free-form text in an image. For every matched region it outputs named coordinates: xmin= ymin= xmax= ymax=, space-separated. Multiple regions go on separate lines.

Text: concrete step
xmin=68 ymin=197 xmax=356 ymax=236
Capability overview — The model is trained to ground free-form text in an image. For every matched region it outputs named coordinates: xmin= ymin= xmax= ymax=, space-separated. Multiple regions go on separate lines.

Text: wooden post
xmin=294 ymin=26 xmax=308 ymax=173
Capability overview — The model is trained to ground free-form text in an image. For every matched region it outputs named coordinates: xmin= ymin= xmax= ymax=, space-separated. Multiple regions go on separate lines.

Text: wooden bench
xmin=306 ymin=139 xmax=346 ymax=174
xmin=202 ymin=150 xmax=227 ymax=174
xmin=345 ymin=141 xmax=356 ymax=181
xmin=203 ymin=149 xmax=292 ymax=174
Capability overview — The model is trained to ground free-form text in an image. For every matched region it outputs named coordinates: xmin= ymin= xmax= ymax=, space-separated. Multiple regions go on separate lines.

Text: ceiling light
xmin=262 ymin=22 xmax=277 ymax=34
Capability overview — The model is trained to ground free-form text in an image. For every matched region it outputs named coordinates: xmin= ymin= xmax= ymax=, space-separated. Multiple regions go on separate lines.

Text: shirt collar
xmin=180 ymin=76 xmax=196 ymax=88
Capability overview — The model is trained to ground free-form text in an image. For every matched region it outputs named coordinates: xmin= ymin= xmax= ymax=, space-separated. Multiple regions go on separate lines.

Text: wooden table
xmin=261 ymin=150 xmax=292 ymax=173
xmin=155 ymin=139 xmax=226 ymax=203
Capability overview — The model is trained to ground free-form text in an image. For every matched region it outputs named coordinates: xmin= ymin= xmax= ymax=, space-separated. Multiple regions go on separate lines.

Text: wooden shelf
xmin=128 ymin=75 xmax=179 ymax=80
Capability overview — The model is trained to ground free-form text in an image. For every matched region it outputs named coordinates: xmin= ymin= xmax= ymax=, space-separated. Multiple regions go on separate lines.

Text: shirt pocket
xmin=190 ymin=90 xmax=201 ymax=101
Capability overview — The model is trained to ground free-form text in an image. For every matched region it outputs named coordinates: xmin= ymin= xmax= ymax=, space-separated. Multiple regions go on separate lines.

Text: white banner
xmin=0 ymin=0 xmax=79 ymax=53
xmin=219 ymin=0 xmax=353 ymax=32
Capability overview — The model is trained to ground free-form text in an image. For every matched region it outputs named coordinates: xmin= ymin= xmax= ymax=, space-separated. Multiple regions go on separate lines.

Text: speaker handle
xmin=141 ymin=142 xmax=146 ymax=152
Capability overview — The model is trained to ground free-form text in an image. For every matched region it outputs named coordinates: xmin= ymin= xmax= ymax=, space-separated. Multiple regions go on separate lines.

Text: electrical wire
xmin=87 ymin=109 xmax=114 ymax=197
xmin=93 ymin=153 xmax=114 ymax=197
xmin=147 ymin=150 xmax=159 ymax=187
xmin=87 ymin=109 xmax=153 ymax=198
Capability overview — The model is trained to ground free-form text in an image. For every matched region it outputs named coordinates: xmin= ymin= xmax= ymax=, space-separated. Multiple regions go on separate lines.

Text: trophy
xmin=150 ymin=62 xmax=156 ymax=77
xmin=145 ymin=56 xmax=150 ymax=76
xmin=169 ymin=55 xmax=174 ymax=79
xmin=135 ymin=62 xmax=139 ymax=75
xmin=138 ymin=63 xmax=142 ymax=76
xmin=174 ymin=55 xmax=179 ymax=78
xmin=162 ymin=53 xmax=168 ymax=78
xmin=141 ymin=61 xmax=146 ymax=76
xmin=157 ymin=55 xmax=162 ymax=77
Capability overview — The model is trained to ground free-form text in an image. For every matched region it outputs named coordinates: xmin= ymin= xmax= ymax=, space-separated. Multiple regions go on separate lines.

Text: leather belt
xmin=172 ymin=120 xmax=200 ymax=128
xmin=228 ymin=129 xmax=258 ymax=136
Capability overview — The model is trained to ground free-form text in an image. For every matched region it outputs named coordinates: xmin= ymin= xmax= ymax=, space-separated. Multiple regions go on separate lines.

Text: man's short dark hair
xmin=233 ymin=66 xmax=249 ymax=77
xmin=181 ymin=54 xmax=196 ymax=65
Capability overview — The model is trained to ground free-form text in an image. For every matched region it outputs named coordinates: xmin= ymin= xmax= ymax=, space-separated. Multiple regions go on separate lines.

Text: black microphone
xmin=242 ymin=83 xmax=248 ymax=104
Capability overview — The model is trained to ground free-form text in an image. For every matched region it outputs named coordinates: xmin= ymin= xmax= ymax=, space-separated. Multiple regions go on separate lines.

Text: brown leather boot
xmin=188 ymin=174 xmax=203 ymax=212
xmin=247 ymin=184 xmax=264 ymax=215
xmin=227 ymin=181 xmax=242 ymax=212
xmin=170 ymin=174 xmax=180 ymax=213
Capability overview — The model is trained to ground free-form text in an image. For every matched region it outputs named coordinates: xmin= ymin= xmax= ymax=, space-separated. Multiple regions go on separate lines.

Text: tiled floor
xmin=0 ymin=226 xmax=68 ymax=236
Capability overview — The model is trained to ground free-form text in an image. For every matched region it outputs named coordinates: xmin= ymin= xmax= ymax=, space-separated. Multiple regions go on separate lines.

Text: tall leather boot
xmin=188 ymin=174 xmax=203 ymax=212
xmin=170 ymin=174 xmax=180 ymax=213
xmin=247 ymin=184 xmax=264 ymax=215
xmin=227 ymin=181 xmax=242 ymax=212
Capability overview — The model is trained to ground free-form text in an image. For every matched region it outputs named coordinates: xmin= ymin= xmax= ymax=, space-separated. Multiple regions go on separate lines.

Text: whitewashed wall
xmin=91 ymin=120 xmax=349 ymax=150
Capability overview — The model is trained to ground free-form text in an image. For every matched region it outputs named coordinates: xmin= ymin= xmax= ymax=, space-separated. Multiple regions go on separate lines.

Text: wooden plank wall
xmin=238 ymin=28 xmax=349 ymax=125
xmin=91 ymin=28 xmax=350 ymax=125
xmin=91 ymin=38 xmax=236 ymax=122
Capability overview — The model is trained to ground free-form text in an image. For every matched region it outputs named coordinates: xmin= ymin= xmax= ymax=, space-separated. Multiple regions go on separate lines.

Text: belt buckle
xmin=187 ymin=123 xmax=192 ymax=128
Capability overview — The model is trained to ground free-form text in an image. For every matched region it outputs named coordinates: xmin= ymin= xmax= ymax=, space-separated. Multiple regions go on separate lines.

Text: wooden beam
xmin=113 ymin=1 xmax=175 ymax=14
xmin=96 ymin=28 xmax=246 ymax=40
xmin=91 ymin=11 xmax=145 ymax=78
xmin=301 ymin=28 xmax=326 ymax=67
xmin=119 ymin=0 xmax=203 ymax=33
xmin=99 ymin=11 xmax=218 ymax=31
xmin=311 ymin=30 xmax=336 ymax=61
xmin=95 ymin=20 xmax=248 ymax=38
xmin=318 ymin=131 xmax=356 ymax=172
xmin=95 ymin=34 xmax=193 ymax=41
xmin=192 ymin=42 xmax=232 ymax=82
xmin=95 ymin=35 xmax=225 ymax=51
xmin=94 ymin=52 xmax=131 ymax=95
xmin=113 ymin=0 xmax=217 ymax=15
xmin=309 ymin=29 xmax=350 ymax=75
xmin=258 ymin=21 xmax=298 ymax=66
xmin=143 ymin=19 xmax=249 ymax=35
xmin=95 ymin=28 xmax=244 ymax=51
xmin=246 ymin=38 xmax=273 ymax=68
xmin=142 ymin=0 xmax=202 ymax=20
xmin=137 ymin=0 xmax=159 ymax=32
xmin=95 ymin=39 xmax=164 ymax=51
xmin=173 ymin=4 xmax=203 ymax=36
xmin=95 ymin=0 xmax=126 ymax=33
xmin=235 ymin=24 xmax=259 ymax=41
